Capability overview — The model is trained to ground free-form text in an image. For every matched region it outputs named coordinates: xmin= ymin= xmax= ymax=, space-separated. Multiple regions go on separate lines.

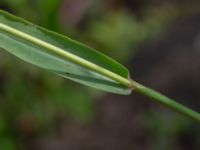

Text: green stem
xmin=131 ymin=80 xmax=200 ymax=123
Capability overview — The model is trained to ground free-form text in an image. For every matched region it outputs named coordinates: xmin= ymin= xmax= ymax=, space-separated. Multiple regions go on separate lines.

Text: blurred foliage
xmin=147 ymin=111 xmax=190 ymax=150
xmin=83 ymin=9 xmax=172 ymax=62
xmin=0 ymin=0 xmax=64 ymax=30
xmin=0 ymin=51 xmax=95 ymax=149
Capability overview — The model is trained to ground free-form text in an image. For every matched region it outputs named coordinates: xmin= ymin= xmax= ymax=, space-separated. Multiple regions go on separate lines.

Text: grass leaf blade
xmin=0 ymin=10 xmax=132 ymax=95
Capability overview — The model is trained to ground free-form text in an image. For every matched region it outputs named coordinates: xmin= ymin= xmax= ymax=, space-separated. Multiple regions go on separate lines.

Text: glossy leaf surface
xmin=0 ymin=10 xmax=131 ymax=95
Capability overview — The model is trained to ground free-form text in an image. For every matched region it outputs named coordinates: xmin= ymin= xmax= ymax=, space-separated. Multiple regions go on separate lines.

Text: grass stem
xmin=131 ymin=80 xmax=200 ymax=123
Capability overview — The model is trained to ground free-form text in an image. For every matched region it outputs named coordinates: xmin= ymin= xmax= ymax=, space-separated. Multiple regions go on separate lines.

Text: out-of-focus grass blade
xmin=0 ymin=10 xmax=132 ymax=95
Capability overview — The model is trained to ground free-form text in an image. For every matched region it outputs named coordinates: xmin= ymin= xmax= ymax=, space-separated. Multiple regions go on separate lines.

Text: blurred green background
xmin=0 ymin=0 xmax=200 ymax=150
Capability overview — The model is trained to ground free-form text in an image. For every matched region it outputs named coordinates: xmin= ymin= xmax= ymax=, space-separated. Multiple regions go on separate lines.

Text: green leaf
xmin=0 ymin=10 xmax=132 ymax=95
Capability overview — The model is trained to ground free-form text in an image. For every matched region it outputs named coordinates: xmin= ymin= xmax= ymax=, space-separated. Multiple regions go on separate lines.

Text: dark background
xmin=0 ymin=0 xmax=200 ymax=149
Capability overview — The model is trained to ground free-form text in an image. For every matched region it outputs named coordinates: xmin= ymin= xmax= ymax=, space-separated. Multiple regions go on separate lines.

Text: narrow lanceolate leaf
xmin=0 ymin=10 xmax=132 ymax=95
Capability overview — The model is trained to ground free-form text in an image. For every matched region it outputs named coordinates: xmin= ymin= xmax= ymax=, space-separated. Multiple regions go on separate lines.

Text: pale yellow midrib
xmin=0 ymin=23 xmax=131 ymax=87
